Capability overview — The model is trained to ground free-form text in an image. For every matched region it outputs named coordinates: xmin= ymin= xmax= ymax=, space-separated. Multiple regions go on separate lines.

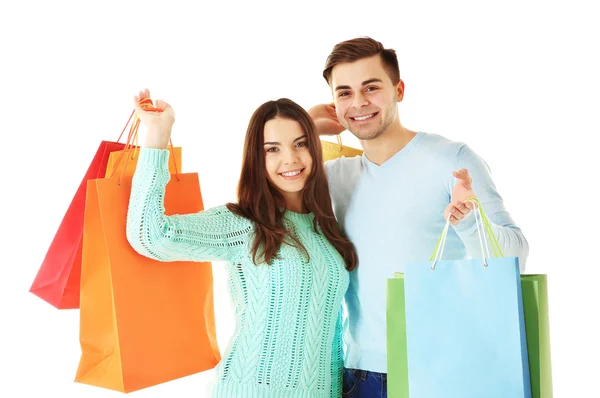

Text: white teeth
xmin=282 ymin=170 xmax=301 ymax=177
xmin=353 ymin=113 xmax=375 ymax=121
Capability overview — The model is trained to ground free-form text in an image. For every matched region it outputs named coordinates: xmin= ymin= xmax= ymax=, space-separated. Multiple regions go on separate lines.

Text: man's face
xmin=330 ymin=55 xmax=404 ymax=140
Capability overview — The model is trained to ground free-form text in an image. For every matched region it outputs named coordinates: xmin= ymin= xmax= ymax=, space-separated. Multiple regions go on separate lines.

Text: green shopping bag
xmin=521 ymin=274 xmax=553 ymax=398
xmin=386 ymin=273 xmax=409 ymax=398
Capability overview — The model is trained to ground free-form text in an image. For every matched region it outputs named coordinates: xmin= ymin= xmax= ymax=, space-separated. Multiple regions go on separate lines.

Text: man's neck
xmin=360 ymin=121 xmax=417 ymax=166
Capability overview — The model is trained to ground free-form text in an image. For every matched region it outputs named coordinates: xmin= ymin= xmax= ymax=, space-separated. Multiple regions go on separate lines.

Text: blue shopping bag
xmin=403 ymin=199 xmax=531 ymax=398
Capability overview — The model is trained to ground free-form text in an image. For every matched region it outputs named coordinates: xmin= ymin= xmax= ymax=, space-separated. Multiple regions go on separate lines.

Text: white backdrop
xmin=1 ymin=0 xmax=598 ymax=396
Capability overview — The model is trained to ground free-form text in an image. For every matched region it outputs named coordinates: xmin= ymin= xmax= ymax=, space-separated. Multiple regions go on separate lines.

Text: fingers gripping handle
xmin=429 ymin=197 xmax=500 ymax=270
xmin=111 ymin=97 xmax=180 ymax=183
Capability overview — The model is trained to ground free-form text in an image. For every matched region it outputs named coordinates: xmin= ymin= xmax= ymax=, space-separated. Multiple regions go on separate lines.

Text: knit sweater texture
xmin=126 ymin=148 xmax=349 ymax=397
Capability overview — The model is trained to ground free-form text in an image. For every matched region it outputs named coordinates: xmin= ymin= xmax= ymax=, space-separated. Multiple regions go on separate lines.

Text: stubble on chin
xmin=349 ymin=120 xmax=388 ymax=141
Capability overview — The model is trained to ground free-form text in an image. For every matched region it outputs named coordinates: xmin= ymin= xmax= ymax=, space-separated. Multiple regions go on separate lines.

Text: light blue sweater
xmin=324 ymin=132 xmax=529 ymax=373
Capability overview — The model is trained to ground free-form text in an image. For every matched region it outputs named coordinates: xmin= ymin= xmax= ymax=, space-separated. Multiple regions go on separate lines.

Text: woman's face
xmin=263 ymin=117 xmax=313 ymax=200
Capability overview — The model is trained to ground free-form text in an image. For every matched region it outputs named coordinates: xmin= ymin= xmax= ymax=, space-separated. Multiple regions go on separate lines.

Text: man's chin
xmin=348 ymin=130 xmax=382 ymax=141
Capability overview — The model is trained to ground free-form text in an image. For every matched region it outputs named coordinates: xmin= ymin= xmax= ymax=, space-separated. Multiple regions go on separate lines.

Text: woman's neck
xmin=282 ymin=192 xmax=308 ymax=213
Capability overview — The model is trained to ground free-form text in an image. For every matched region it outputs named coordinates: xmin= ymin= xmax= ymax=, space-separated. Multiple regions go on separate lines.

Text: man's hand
xmin=307 ymin=103 xmax=345 ymax=136
xmin=444 ymin=168 xmax=477 ymax=226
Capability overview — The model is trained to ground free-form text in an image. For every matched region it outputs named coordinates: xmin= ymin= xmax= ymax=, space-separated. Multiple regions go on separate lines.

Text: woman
xmin=126 ymin=89 xmax=357 ymax=397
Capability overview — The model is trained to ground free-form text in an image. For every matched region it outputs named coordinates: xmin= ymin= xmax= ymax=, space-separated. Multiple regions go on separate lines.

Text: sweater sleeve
xmin=126 ymin=148 xmax=253 ymax=263
xmin=451 ymin=145 xmax=530 ymax=272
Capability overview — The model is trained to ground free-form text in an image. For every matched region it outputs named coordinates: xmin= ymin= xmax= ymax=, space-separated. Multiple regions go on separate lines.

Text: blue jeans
xmin=342 ymin=368 xmax=387 ymax=397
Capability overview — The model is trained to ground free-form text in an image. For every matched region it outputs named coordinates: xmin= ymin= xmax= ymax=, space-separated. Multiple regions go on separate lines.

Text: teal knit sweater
xmin=126 ymin=148 xmax=349 ymax=397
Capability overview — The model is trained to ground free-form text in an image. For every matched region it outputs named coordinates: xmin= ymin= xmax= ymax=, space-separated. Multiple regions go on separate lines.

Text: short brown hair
xmin=322 ymin=37 xmax=400 ymax=85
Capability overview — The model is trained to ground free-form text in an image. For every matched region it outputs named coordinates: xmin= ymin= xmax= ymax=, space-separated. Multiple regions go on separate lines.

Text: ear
xmin=396 ymin=80 xmax=405 ymax=102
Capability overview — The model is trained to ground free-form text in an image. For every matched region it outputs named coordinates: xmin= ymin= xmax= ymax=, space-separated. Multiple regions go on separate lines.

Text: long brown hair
xmin=322 ymin=37 xmax=400 ymax=85
xmin=226 ymin=98 xmax=357 ymax=271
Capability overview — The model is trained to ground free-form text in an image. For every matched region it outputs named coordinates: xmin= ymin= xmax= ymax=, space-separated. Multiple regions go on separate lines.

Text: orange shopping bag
xmin=105 ymin=146 xmax=182 ymax=178
xmin=104 ymin=111 xmax=182 ymax=178
xmin=75 ymin=169 xmax=221 ymax=393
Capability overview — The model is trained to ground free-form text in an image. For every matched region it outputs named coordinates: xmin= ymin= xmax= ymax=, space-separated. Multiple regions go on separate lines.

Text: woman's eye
xmin=266 ymin=147 xmax=278 ymax=153
xmin=296 ymin=141 xmax=308 ymax=148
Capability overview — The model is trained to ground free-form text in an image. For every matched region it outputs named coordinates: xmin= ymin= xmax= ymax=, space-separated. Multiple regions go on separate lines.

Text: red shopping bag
xmin=29 ymin=111 xmax=139 ymax=309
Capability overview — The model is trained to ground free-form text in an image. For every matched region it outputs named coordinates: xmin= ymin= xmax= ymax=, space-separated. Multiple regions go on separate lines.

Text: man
xmin=308 ymin=37 xmax=529 ymax=397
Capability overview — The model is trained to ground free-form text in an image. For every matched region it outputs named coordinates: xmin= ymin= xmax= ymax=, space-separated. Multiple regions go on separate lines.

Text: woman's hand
xmin=133 ymin=88 xmax=175 ymax=149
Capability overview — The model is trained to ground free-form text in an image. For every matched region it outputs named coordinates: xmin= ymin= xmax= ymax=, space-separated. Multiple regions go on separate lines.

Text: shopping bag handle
xmin=335 ymin=134 xmax=343 ymax=151
xmin=429 ymin=197 xmax=504 ymax=270
xmin=110 ymin=97 xmax=180 ymax=184
xmin=115 ymin=110 xmax=135 ymax=144
xmin=320 ymin=134 xmax=345 ymax=152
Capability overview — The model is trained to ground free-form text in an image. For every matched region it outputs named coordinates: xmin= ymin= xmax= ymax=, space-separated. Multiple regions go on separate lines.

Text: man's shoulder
xmin=324 ymin=155 xmax=363 ymax=176
xmin=419 ymin=132 xmax=467 ymax=157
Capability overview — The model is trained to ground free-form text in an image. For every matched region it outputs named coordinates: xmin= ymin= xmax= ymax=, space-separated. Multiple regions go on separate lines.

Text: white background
xmin=1 ymin=0 xmax=598 ymax=396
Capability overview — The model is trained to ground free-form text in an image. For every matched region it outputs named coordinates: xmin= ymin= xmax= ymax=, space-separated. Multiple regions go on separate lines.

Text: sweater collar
xmin=284 ymin=210 xmax=315 ymax=228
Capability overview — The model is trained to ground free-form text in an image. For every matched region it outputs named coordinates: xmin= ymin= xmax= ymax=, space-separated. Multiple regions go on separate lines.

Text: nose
xmin=351 ymin=91 xmax=369 ymax=109
xmin=282 ymin=147 xmax=299 ymax=165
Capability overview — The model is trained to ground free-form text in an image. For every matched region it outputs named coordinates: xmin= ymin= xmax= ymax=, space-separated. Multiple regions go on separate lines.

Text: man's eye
xmin=366 ymin=86 xmax=378 ymax=92
xmin=338 ymin=92 xmax=349 ymax=97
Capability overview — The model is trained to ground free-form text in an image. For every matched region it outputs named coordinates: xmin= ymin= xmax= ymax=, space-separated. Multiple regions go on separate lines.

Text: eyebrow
xmin=334 ymin=78 xmax=383 ymax=92
xmin=264 ymin=135 xmax=308 ymax=146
